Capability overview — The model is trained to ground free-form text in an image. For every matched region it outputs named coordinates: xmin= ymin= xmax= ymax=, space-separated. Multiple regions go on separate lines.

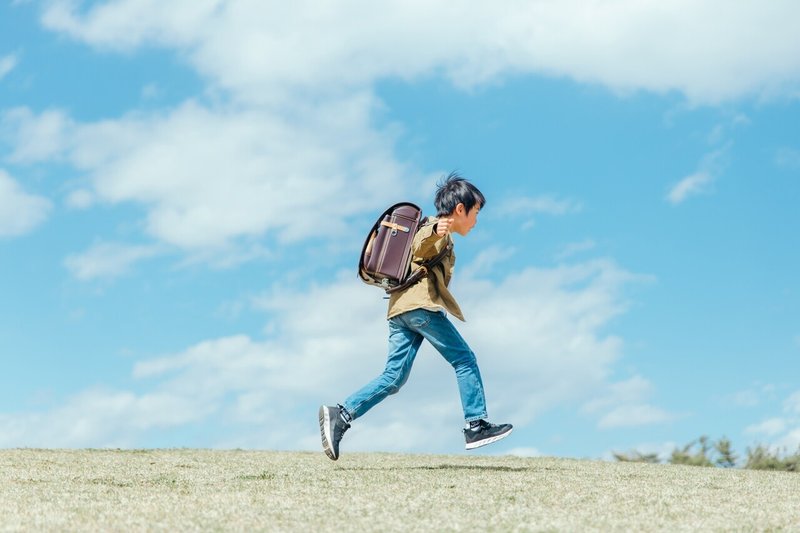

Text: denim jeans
xmin=343 ymin=308 xmax=488 ymax=423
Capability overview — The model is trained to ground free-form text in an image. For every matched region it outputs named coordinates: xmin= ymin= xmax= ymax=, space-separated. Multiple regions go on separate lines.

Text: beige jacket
xmin=387 ymin=217 xmax=465 ymax=321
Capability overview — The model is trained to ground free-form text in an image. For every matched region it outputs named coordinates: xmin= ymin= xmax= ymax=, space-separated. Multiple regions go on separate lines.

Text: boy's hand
xmin=436 ymin=217 xmax=454 ymax=237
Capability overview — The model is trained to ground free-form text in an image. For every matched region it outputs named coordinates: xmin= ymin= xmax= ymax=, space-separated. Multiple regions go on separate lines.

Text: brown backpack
xmin=358 ymin=202 xmax=452 ymax=294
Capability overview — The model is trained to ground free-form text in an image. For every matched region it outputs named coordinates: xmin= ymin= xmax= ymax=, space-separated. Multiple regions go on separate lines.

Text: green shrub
xmin=669 ymin=436 xmax=714 ymax=467
xmin=745 ymin=445 xmax=800 ymax=472
xmin=614 ymin=437 xmax=799 ymax=472
xmin=714 ymin=437 xmax=738 ymax=468
xmin=612 ymin=450 xmax=660 ymax=463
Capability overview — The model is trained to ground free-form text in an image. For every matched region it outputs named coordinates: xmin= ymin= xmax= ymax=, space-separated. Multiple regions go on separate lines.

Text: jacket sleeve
xmin=413 ymin=220 xmax=447 ymax=260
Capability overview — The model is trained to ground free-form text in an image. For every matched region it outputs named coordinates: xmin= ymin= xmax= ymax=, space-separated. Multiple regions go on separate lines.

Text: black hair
xmin=434 ymin=171 xmax=486 ymax=216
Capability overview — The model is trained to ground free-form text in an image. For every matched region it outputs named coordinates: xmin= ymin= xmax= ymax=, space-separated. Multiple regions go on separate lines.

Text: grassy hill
xmin=1 ymin=449 xmax=798 ymax=531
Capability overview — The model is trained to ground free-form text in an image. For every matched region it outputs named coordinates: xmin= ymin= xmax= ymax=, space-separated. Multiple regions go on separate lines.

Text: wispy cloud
xmin=498 ymin=194 xmax=582 ymax=231
xmin=597 ymin=404 xmax=675 ymax=430
xmin=726 ymin=382 xmax=778 ymax=407
xmin=65 ymin=189 xmax=95 ymax=210
xmin=745 ymin=418 xmax=788 ymax=437
xmin=0 ymin=54 xmax=17 ymax=80
xmin=784 ymin=391 xmax=800 ymax=415
xmin=0 ymin=169 xmax=51 ymax=238
xmin=0 ymin=257 xmax=645 ymax=450
xmin=667 ymin=171 xmax=715 ymax=204
xmin=500 ymin=195 xmax=582 ymax=217
xmin=775 ymin=147 xmax=800 ymax=169
xmin=1 ymin=107 xmax=72 ymax=162
xmin=141 ymin=82 xmax=161 ymax=100
xmin=458 ymin=245 xmax=516 ymax=280
xmin=667 ymin=146 xmax=730 ymax=205
xmin=706 ymin=114 xmax=750 ymax=145
xmin=64 ymin=241 xmax=162 ymax=280
xmin=738 ymin=389 xmax=800 ymax=453
xmin=556 ymin=239 xmax=597 ymax=261
xmin=778 ymin=429 xmax=800 ymax=451
xmin=583 ymin=375 xmax=676 ymax=429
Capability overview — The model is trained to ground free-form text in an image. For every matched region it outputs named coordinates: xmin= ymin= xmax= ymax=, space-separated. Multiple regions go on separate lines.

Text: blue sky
xmin=1 ymin=1 xmax=799 ymax=461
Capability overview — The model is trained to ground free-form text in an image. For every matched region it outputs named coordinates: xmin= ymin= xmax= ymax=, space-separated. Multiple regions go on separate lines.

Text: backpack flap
xmin=359 ymin=203 xmax=422 ymax=289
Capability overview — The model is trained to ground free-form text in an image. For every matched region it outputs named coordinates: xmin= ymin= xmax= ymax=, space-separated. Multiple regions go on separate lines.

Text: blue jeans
xmin=343 ymin=308 xmax=488 ymax=423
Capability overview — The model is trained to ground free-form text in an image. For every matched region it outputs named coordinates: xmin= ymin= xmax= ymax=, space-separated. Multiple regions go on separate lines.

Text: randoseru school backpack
xmin=358 ymin=202 xmax=452 ymax=294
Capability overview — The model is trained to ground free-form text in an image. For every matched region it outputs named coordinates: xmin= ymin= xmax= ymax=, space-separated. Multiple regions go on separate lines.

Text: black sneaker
xmin=464 ymin=420 xmax=513 ymax=450
xmin=319 ymin=405 xmax=350 ymax=461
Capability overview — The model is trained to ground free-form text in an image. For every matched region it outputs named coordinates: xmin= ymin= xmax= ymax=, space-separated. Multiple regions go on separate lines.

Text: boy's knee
xmin=382 ymin=378 xmax=402 ymax=396
xmin=383 ymin=371 xmax=408 ymax=395
xmin=449 ymin=349 xmax=477 ymax=368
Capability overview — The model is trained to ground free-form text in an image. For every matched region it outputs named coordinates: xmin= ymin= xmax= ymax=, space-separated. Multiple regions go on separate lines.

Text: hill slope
xmin=1 ymin=449 xmax=798 ymax=531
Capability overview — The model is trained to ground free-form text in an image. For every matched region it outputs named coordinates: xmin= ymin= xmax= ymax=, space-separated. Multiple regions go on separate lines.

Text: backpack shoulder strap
xmin=384 ymin=234 xmax=453 ymax=294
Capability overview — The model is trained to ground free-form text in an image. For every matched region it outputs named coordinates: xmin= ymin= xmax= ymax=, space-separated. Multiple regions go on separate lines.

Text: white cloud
xmin=727 ymin=383 xmax=777 ymax=407
xmin=40 ymin=1 xmax=800 ymax=105
xmin=455 ymin=259 xmax=654 ymax=429
xmin=775 ymin=428 xmax=800 ymax=452
xmin=10 ymin=1 xmax=798 ymax=268
xmin=706 ymin=114 xmax=750 ymax=145
xmin=784 ymin=391 xmax=800 ymax=415
xmin=0 ymin=54 xmax=17 ymax=80
xmin=65 ymin=189 xmax=95 ymax=210
xmin=497 ymin=194 xmax=582 ymax=233
xmin=667 ymin=171 xmax=715 ymax=204
xmin=745 ymin=418 xmax=788 ymax=437
xmin=556 ymin=239 xmax=597 ymax=261
xmin=730 ymin=389 xmax=759 ymax=408
xmin=64 ymin=241 xmax=162 ymax=280
xmin=583 ymin=375 xmax=654 ymax=413
xmin=0 ymin=257 xmax=645 ymax=450
xmin=0 ymin=169 xmax=52 ymax=237
xmin=597 ymin=404 xmax=674 ymax=429
xmin=737 ymin=390 xmax=800 ymax=453
xmin=0 ymin=387 xmax=215 ymax=448
xmin=667 ymin=145 xmax=730 ymax=205
xmin=1 ymin=107 xmax=72 ymax=163
xmin=583 ymin=375 xmax=675 ymax=429
xmin=500 ymin=195 xmax=583 ymax=217
xmin=458 ymin=245 xmax=517 ymax=280
xmin=4 ymin=97 xmax=414 ymax=251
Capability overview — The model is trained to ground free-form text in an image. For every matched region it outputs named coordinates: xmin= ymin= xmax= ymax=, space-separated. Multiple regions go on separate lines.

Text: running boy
xmin=319 ymin=172 xmax=512 ymax=460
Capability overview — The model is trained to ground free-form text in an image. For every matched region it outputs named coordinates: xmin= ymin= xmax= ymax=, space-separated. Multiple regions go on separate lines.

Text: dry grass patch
xmin=1 ymin=449 xmax=798 ymax=531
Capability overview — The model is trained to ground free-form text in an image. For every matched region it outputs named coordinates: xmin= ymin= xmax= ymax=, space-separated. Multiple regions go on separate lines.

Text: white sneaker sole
xmin=465 ymin=427 xmax=513 ymax=450
xmin=319 ymin=405 xmax=337 ymax=460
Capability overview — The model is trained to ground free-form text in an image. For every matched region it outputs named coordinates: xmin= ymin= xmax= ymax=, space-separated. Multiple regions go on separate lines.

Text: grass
xmin=1 ymin=449 xmax=799 ymax=531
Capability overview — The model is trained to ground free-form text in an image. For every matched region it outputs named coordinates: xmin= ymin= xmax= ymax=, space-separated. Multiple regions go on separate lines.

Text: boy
xmin=319 ymin=172 xmax=512 ymax=460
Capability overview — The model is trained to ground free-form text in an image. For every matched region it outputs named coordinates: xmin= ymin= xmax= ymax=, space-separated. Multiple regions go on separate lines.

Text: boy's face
xmin=449 ymin=202 xmax=481 ymax=236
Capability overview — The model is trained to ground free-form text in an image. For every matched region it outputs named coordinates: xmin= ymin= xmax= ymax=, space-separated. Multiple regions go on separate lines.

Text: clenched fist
xmin=435 ymin=217 xmax=454 ymax=237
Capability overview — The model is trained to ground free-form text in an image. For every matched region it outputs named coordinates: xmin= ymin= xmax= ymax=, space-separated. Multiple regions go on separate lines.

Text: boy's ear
xmin=455 ymin=202 xmax=466 ymax=215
